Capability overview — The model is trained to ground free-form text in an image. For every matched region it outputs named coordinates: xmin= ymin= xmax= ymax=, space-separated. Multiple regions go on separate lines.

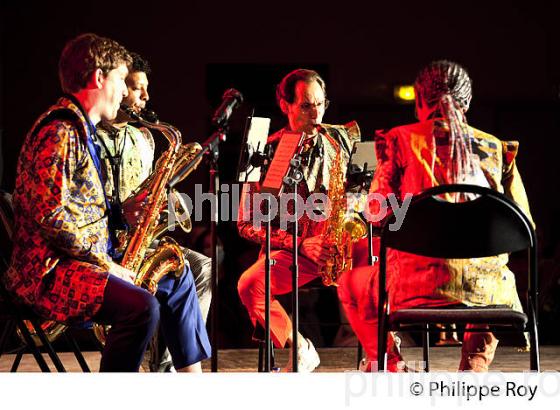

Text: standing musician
xmin=2 ymin=33 xmax=210 ymax=372
xmin=237 ymin=69 xmax=361 ymax=372
xmin=95 ymin=52 xmax=212 ymax=372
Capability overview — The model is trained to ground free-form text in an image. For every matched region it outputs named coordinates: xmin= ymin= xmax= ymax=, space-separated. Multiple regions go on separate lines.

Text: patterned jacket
xmin=238 ymin=122 xmax=361 ymax=254
xmin=366 ymin=119 xmax=533 ymax=313
xmin=3 ymin=97 xmax=112 ymax=324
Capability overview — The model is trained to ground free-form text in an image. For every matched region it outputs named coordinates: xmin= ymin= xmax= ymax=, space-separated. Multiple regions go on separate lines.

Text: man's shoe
xmin=283 ymin=338 xmax=320 ymax=372
xmin=359 ymin=357 xmax=410 ymax=372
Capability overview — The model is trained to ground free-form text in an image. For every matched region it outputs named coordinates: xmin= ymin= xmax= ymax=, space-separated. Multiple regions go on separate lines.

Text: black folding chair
xmin=377 ymin=184 xmax=539 ymax=371
xmin=0 ymin=190 xmax=91 ymax=372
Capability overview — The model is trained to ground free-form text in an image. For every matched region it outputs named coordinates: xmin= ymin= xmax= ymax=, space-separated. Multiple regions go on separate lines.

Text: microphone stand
xmin=363 ymin=164 xmax=377 ymax=369
xmin=238 ymin=137 xmax=275 ymax=372
xmin=259 ymin=159 xmax=274 ymax=372
xmin=347 ymin=160 xmax=376 ymax=368
xmin=208 ymin=128 xmax=224 ymax=373
xmin=262 ymin=193 xmax=273 ymax=372
xmin=174 ymin=126 xmax=228 ymax=373
xmin=282 ymin=156 xmax=304 ymax=372
xmin=167 ymin=89 xmax=242 ymax=373
xmin=248 ymin=147 xmax=275 ymax=372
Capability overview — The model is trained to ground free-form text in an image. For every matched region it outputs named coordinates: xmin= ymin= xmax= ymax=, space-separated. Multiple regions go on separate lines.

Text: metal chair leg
xmin=422 ymin=324 xmax=430 ymax=372
xmin=356 ymin=342 xmax=363 ymax=370
xmin=15 ymin=320 xmax=50 ymax=372
xmin=10 ymin=348 xmax=24 ymax=372
xmin=528 ymin=301 xmax=540 ymax=372
xmin=29 ymin=318 xmax=66 ymax=372
xmin=378 ymin=316 xmax=388 ymax=371
xmin=64 ymin=331 xmax=91 ymax=372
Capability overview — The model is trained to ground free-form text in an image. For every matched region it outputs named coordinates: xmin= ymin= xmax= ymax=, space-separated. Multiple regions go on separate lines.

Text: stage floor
xmin=1 ymin=346 xmax=559 ymax=372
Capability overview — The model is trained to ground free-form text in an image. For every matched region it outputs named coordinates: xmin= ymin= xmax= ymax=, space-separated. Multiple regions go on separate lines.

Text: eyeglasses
xmin=298 ymin=99 xmax=330 ymax=112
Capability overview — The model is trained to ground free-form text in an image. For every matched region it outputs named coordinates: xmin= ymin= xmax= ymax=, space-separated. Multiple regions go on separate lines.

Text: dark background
xmin=1 ymin=1 xmax=559 ymax=348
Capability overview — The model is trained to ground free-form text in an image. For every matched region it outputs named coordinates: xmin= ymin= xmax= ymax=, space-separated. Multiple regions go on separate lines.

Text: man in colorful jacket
xmin=237 ymin=68 xmax=361 ymax=371
xmin=3 ymin=33 xmax=209 ymax=372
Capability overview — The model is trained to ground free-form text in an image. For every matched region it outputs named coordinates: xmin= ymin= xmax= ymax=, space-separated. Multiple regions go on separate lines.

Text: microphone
xmin=212 ymin=88 xmax=243 ymax=127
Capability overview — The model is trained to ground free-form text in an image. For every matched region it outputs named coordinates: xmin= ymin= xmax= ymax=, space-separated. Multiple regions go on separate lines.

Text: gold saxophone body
xmin=117 ymin=107 xmax=201 ymax=284
xmin=318 ymin=135 xmax=367 ymax=287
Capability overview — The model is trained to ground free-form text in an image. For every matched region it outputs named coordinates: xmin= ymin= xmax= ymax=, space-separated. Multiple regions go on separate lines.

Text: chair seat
xmin=389 ymin=306 xmax=528 ymax=329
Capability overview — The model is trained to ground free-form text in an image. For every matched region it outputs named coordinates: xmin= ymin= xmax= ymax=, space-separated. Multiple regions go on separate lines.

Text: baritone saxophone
xmin=93 ymin=106 xmax=203 ymax=344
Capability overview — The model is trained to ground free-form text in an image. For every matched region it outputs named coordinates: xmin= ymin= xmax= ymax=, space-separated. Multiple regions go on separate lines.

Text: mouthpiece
xmin=119 ymin=104 xmax=159 ymax=123
xmin=119 ymin=104 xmax=141 ymax=121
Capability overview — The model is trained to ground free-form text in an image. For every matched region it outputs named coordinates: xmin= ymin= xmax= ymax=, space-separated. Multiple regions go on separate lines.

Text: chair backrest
xmin=0 ymin=190 xmax=14 ymax=303
xmin=381 ymin=184 xmax=535 ymax=259
xmin=0 ymin=189 xmax=14 ymax=269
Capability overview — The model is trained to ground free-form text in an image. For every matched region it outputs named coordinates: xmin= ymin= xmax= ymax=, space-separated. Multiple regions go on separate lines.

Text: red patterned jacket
xmin=364 ymin=119 xmax=533 ymax=314
xmin=3 ymin=97 xmax=112 ymax=324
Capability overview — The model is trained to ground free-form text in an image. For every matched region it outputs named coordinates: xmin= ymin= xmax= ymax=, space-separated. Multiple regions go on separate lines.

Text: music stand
xmin=237 ymin=116 xmax=278 ymax=371
xmin=347 ymin=141 xmax=376 ymax=193
xmin=237 ymin=116 xmax=271 ymax=183
xmin=260 ymin=131 xmax=305 ymax=372
xmin=347 ymin=140 xmax=378 ymax=262
xmin=261 ymin=132 xmax=304 ymax=372
xmin=347 ymin=141 xmax=378 ymax=363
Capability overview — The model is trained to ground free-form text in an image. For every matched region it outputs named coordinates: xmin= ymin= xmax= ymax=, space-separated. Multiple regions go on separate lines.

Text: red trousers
xmin=337 ymin=262 xmax=499 ymax=371
xmin=238 ymin=250 xmax=321 ymax=347
xmin=237 ymin=237 xmax=372 ymax=348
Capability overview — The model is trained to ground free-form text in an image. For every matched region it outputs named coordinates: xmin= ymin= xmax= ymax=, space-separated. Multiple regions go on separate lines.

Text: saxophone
xmin=115 ymin=106 xmax=202 ymax=282
xmin=93 ymin=106 xmax=203 ymax=344
xmin=318 ymin=135 xmax=367 ymax=286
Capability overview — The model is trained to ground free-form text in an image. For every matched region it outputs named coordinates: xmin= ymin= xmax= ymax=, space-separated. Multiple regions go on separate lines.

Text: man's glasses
xmin=299 ymin=99 xmax=330 ymax=112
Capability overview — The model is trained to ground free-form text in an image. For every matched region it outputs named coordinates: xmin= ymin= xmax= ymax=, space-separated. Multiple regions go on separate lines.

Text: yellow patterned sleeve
xmin=29 ymin=121 xmax=111 ymax=267
xmin=501 ymin=140 xmax=534 ymax=227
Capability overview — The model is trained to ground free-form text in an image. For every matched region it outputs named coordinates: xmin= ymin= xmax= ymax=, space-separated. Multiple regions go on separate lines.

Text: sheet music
xmin=238 ymin=117 xmax=271 ymax=182
xmin=261 ymin=132 xmax=304 ymax=195
xmin=347 ymin=141 xmax=377 ymax=193
xmin=350 ymin=141 xmax=377 ymax=172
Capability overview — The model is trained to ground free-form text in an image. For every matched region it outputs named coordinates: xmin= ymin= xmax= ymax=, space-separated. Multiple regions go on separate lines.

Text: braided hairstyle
xmin=414 ymin=60 xmax=478 ymax=184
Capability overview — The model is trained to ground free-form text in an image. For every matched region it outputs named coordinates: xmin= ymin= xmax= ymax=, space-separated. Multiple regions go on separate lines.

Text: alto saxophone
xmin=318 ymin=135 xmax=367 ymax=286
xmin=92 ymin=106 xmax=203 ymax=344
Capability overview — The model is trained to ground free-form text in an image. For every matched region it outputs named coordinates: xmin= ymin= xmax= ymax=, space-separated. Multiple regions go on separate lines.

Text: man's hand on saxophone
xmin=121 ymin=188 xmax=150 ymax=226
xmin=300 ymin=235 xmax=336 ymax=268
xmin=108 ymin=260 xmax=136 ymax=284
